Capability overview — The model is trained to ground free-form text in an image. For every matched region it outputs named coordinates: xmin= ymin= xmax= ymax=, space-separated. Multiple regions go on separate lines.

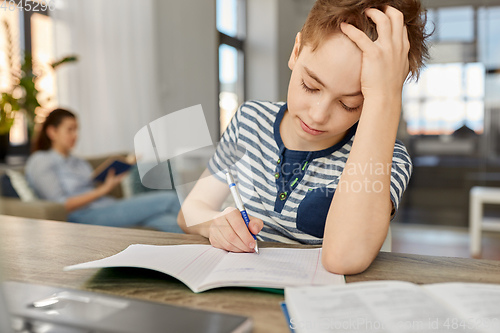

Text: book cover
xmin=92 ymin=157 xmax=133 ymax=182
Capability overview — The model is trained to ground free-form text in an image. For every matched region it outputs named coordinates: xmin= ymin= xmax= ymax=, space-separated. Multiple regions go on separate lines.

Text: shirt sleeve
xmin=206 ymin=102 xmax=243 ymax=183
xmin=25 ymin=153 xmax=69 ymax=203
xmin=389 ymin=140 xmax=413 ymax=220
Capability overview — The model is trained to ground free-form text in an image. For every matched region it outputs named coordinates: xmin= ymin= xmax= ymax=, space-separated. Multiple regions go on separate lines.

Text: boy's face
xmin=286 ymin=32 xmax=364 ymax=151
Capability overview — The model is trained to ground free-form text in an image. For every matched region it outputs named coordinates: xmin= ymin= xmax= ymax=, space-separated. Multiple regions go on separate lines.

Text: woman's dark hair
xmin=32 ymin=108 xmax=76 ymax=152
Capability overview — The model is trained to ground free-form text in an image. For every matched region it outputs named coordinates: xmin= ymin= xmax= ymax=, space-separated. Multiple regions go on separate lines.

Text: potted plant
xmin=0 ymin=19 xmax=77 ymax=161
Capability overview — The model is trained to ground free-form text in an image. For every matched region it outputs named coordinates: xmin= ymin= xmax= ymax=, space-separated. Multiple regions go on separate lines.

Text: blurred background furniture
xmin=469 ymin=186 xmax=500 ymax=258
xmin=0 ymin=155 xmax=128 ymax=222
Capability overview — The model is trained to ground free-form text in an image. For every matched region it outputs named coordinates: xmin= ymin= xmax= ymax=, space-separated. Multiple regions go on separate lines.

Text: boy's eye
xmin=301 ymin=80 xmax=318 ymax=93
xmin=301 ymin=79 xmax=361 ymax=112
xmin=340 ymin=101 xmax=361 ymax=112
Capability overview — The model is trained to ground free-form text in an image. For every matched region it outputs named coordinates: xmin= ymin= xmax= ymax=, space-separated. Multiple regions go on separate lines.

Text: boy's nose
xmin=308 ymin=103 xmax=329 ymax=125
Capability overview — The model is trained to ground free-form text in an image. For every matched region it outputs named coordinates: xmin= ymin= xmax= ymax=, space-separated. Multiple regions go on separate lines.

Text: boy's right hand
xmin=209 ymin=207 xmax=263 ymax=253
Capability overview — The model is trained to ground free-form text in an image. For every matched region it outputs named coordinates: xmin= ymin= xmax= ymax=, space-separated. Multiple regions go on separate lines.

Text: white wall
xmin=55 ymin=0 xmax=315 ymax=155
xmin=53 ymin=0 xmax=164 ymax=157
xmin=277 ymin=0 xmax=310 ymax=102
xmin=246 ymin=0 xmax=309 ymax=103
xmin=246 ymin=0 xmax=280 ymax=102
xmin=154 ymin=0 xmax=219 ymax=143
xmin=54 ymin=0 xmax=218 ymax=156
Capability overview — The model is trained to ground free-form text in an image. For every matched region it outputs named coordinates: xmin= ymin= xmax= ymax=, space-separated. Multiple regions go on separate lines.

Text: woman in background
xmin=25 ymin=108 xmax=183 ymax=233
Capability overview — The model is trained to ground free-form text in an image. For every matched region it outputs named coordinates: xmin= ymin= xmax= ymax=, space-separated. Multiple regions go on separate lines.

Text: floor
xmin=391 ymin=222 xmax=500 ymax=261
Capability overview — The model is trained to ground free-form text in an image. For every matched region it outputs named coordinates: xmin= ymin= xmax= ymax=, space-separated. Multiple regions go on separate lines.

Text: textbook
xmin=284 ymin=280 xmax=500 ymax=333
xmin=91 ymin=156 xmax=133 ymax=182
xmin=64 ymin=244 xmax=345 ymax=293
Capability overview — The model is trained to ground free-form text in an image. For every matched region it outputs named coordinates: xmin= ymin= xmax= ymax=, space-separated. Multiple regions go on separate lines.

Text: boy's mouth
xmin=299 ymin=119 xmax=325 ymax=135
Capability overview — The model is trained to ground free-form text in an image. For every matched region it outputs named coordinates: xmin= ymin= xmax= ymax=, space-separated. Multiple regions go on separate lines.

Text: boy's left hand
xmin=340 ymin=6 xmax=410 ymax=102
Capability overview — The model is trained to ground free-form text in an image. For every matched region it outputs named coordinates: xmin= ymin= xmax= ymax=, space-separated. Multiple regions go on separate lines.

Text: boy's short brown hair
xmin=299 ymin=0 xmax=431 ymax=81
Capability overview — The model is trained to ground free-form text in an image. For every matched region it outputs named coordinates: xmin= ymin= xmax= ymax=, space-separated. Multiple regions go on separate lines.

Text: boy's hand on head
xmin=340 ymin=6 xmax=410 ymax=102
xmin=209 ymin=207 xmax=263 ymax=253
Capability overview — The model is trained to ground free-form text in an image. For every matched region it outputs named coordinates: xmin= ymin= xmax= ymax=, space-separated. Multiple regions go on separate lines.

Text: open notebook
xmin=284 ymin=280 xmax=500 ymax=333
xmin=64 ymin=244 xmax=345 ymax=293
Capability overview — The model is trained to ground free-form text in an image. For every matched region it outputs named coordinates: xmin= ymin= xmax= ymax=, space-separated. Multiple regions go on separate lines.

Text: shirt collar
xmin=49 ymin=148 xmax=72 ymax=162
xmin=273 ymin=102 xmax=358 ymax=160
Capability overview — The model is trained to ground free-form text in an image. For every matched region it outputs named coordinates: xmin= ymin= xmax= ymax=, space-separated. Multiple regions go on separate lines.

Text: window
xmin=478 ymin=6 xmax=500 ymax=70
xmin=31 ymin=12 xmax=57 ymax=118
xmin=0 ymin=1 xmax=52 ymax=149
xmin=0 ymin=5 xmax=25 ymax=145
xmin=216 ymin=0 xmax=245 ymax=135
xmin=401 ymin=6 xmax=495 ymax=136
xmin=403 ymin=63 xmax=485 ymax=135
xmin=0 ymin=6 xmax=21 ymax=93
xmin=437 ymin=6 xmax=475 ymax=42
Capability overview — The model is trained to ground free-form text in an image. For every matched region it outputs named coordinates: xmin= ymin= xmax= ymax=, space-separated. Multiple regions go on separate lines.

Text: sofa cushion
xmin=5 ymin=169 xmax=37 ymax=202
xmin=1 ymin=174 xmax=20 ymax=198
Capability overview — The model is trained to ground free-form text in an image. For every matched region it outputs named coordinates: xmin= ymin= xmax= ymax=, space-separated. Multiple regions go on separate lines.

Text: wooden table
xmin=1 ymin=215 xmax=500 ymax=333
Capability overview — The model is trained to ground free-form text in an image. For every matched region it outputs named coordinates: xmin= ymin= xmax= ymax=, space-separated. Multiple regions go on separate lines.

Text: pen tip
xmin=254 ymin=245 xmax=259 ymax=254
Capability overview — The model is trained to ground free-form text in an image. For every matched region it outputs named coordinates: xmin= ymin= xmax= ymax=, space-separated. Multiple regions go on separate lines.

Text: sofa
xmin=0 ymin=155 xmax=128 ymax=222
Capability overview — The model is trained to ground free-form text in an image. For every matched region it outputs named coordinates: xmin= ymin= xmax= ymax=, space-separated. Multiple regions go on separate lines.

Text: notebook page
xmin=285 ymin=281 xmax=470 ymax=333
xmin=198 ymin=248 xmax=344 ymax=291
xmin=423 ymin=283 xmax=500 ymax=333
xmin=64 ymin=244 xmax=227 ymax=292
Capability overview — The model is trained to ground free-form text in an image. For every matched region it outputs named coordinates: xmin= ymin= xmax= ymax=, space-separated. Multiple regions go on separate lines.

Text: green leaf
xmin=51 ymin=55 xmax=79 ymax=69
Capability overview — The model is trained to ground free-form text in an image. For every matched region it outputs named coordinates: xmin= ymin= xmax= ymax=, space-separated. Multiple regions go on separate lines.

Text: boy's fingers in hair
xmin=225 ymin=209 xmax=257 ymax=251
xmin=383 ymin=5 xmax=405 ymax=47
xmin=340 ymin=22 xmax=374 ymax=52
xmin=248 ymin=217 xmax=264 ymax=235
xmin=402 ymin=25 xmax=410 ymax=53
xmin=363 ymin=8 xmax=392 ymax=44
xmin=402 ymin=25 xmax=411 ymax=78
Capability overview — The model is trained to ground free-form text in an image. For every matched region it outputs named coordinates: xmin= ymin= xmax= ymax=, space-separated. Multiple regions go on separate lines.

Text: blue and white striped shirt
xmin=207 ymin=100 xmax=412 ymax=245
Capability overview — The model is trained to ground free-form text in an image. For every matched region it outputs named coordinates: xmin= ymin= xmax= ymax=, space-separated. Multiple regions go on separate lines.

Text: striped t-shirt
xmin=207 ymin=100 xmax=412 ymax=245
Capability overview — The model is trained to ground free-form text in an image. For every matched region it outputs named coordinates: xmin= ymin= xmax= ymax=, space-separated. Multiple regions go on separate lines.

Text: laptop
xmin=0 ymin=272 xmax=252 ymax=333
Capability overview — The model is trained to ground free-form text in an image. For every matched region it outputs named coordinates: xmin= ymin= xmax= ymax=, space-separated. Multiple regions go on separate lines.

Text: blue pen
xmin=226 ymin=171 xmax=259 ymax=254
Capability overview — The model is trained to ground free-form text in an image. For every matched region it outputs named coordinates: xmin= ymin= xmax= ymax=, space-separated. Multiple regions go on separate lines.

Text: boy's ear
xmin=288 ymin=32 xmax=301 ymax=70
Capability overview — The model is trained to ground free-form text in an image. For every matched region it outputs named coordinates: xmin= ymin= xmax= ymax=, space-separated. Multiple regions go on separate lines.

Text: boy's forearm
xmin=322 ymin=95 xmax=401 ymax=275
xmin=177 ymin=199 xmax=219 ymax=238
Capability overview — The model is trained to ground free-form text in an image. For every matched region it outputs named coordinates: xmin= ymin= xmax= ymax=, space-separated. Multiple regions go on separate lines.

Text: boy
xmin=178 ymin=0 xmax=430 ymax=275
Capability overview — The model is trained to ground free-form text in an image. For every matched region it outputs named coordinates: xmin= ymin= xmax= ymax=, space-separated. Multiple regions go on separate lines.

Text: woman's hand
xmin=209 ymin=207 xmax=263 ymax=252
xmin=100 ymin=168 xmax=128 ymax=195
xmin=66 ymin=168 xmax=128 ymax=212
xmin=340 ymin=6 xmax=410 ymax=101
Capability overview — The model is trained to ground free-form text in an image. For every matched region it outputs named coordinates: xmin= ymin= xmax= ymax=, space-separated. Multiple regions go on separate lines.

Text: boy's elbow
xmin=321 ymin=248 xmax=373 ymax=275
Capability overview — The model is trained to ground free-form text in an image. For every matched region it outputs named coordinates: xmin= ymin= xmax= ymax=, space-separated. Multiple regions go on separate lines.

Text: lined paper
xmin=285 ymin=281 xmax=464 ymax=333
xmin=64 ymin=244 xmax=227 ymax=292
xmin=199 ymin=248 xmax=344 ymax=291
xmin=65 ymin=245 xmax=344 ymax=293
xmin=423 ymin=283 xmax=500 ymax=333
